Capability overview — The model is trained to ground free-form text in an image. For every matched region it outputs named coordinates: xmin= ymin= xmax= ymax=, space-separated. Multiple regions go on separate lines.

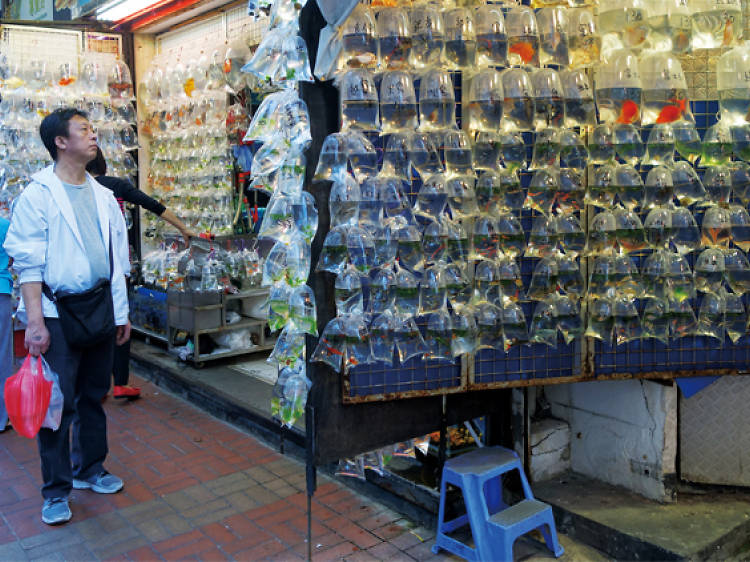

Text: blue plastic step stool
xmin=431 ymin=446 xmax=564 ymax=561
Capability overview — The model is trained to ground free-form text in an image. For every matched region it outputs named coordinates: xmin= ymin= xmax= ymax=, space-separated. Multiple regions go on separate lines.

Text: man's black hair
xmin=39 ymin=108 xmax=89 ymax=161
xmin=86 ymin=146 xmax=107 ymax=176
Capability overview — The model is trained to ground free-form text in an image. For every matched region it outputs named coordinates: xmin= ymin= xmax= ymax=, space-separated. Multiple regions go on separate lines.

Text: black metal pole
xmin=437 ymin=394 xmax=448 ymax=486
xmin=305 ymin=405 xmax=316 ymax=562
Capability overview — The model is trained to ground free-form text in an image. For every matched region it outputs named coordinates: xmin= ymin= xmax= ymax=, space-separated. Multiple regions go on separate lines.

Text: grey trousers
xmin=0 ymin=294 xmax=11 ymax=428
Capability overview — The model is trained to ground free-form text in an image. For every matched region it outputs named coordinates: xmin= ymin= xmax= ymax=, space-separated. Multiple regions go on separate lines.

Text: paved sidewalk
xmin=0 ymin=375 xmax=601 ymax=561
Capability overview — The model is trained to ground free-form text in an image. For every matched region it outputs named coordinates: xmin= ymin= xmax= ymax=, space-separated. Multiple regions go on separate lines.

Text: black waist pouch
xmin=43 ymin=279 xmax=116 ymax=349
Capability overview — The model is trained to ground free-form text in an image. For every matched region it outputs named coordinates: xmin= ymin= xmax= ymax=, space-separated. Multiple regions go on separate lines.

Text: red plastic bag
xmin=4 ymin=355 xmax=53 ymax=439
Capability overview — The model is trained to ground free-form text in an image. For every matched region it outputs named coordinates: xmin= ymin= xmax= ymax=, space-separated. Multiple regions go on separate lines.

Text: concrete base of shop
xmin=131 ymin=338 xmax=750 ymax=561
xmin=535 ymin=471 xmax=750 ymax=560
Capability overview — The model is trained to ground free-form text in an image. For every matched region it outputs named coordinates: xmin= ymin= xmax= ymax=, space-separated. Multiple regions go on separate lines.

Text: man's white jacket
xmin=3 ymin=165 xmax=130 ymax=325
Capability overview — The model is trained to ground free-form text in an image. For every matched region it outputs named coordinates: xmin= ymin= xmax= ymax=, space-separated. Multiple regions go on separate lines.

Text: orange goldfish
xmin=326 ymin=345 xmax=344 ymax=357
xmin=183 ymin=78 xmax=196 ymax=97
xmin=655 ymin=97 xmax=687 ymax=124
xmin=223 ymin=60 xmax=232 ymax=74
xmin=58 ymin=77 xmax=76 ymax=87
xmin=723 ymin=17 xmax=734 ymax=46
xmin=615 ymin=99 xmax=640 ymax=124
xmin=509 ymin=41 xmax=536 ymax=64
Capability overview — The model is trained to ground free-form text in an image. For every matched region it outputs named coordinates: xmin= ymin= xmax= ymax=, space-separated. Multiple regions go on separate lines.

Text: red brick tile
xmin=9 ymin=481 xmax=39 ymax=501
xmin=6 ymin=513 xmax=48 ymax=539
xmin=233 ymin=538 xmax=288 ymax=559
xmin=102 ymin=554 xmax=129 ymax=562
xmin=109 ymin=493 xmax=136 ymax=509
xmin=185 ymin=465 xmax=218 ymax=483
xmin=153 ymin=530 xmax=205 ymax=554
xmin=0 ymin=487 xmax=21 ymax=506
xmin=1 ymin=497 xmax=39 ymax=515
xmin=122 ymin=482 xmax=155 ymax=503
xmin=371 ymin=521 xmax=410 ymax=542
xmin=242 ymin=498 xmax=290 ymax=520
xmin=325 ymin=517 xmax=382 ymax=550
xmin=313 ymin=541 xmax=361 ymax=561
xmin=314 ymin=482 xmax=341 ymax=497
xmin=366 ymin=541 xmax=404 ymax=560
xmin=305 ymin=532 xmax=346 ymax=554
xmin=201 ymin=522 xmax=237 ymax=546
xmin=319 ymin=489 xmax=356 ymax=506
xmin=358 ymin=511 xmax=401 ymax=531
xmin=331 ymin=497 xmax=368 ymax=516
xmin=160 ymin=537 xmax=215 ymax=559
xmin=348 ymin=505 xmax=384 ymax=524
xmin=222 ymin=513 xmax=259 ymax=538
xmin=221 ymin=531 xmax=274 ymax=555
xmin=0 ymin=524 xmax=16 ymax=545
xmin=126 ymin=546 xmax=161 ymax=560
xmin=253 ymin=506 xmax=304 ymax=528
xmin=273 ymin=523 xmax=306 ymax=548
xmin=344 ymin=549 xmax=379 ymax=561
xmin=287 ymin=515 xmax=330 ymax=538
xmin=287 ymin=493 xmax=338 ymax=521
xmin=151 ymin=474 xmax=200 ymax=495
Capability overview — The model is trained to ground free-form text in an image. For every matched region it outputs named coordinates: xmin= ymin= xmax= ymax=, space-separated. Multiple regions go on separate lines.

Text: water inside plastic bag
xmin=502 ymin=301 xmax=529 ymax=351
xmin=613 ymin=296 xmax=641 ymax=345
xmin=528 ymin=258 xmax=559 ymax=300
xmin=451 ymin=308 xmax=478 ymax=357
xmin=394 ymin=315 xmax=428 ymax=363
xmin=696 ymin=292 xmax=725 ymax=342
xmin=530 ymin=298 xmax=558 ymax=347
xmin=585 ymin=298 xmax=613 ymax=343
xmin=394 ymin=263 xmax=419 ymax=316
xmin=419 ymin=264 xmax=447 ymax=314
xmin=369 ymin=311 xmax=395 ymax=366
xmin=335 ymin=265 xmax=364 ymax=315
xmin=555 ymin=295 xmax=583 ymax=344
xmin=425 ymin=310 xmax=453 ymax=362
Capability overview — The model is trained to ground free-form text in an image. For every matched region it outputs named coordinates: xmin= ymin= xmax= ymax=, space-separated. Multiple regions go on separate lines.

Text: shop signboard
xmin=4 ymin=0 xmax=106 ymax=21
xmin=6 ymin=0 xmax=55 ymax=20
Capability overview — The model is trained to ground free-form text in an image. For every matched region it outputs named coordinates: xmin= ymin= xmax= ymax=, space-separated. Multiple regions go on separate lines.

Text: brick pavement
xmin=0 ymin=375 xmax=450 ymax=561
xmin=0 ymin=374 xmax=601 ymax=561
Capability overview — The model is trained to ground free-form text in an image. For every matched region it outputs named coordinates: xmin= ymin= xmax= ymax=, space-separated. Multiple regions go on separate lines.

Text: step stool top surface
xmin=444 ymin=446 xmax=519 ymax=475
xmin=489 ymin=499 xmax=549 ymax=528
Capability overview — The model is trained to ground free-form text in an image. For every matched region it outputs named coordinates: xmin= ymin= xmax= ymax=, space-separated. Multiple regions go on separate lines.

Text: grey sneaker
xmin=72 ymin=472 xmax=123 ymax=494
xmin=41 ymin=497 xmax=72 ymax=525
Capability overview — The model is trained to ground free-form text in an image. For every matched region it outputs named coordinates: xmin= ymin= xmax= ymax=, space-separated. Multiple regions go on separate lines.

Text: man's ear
xmin=55 ymin=135 xmax=67 ymax=152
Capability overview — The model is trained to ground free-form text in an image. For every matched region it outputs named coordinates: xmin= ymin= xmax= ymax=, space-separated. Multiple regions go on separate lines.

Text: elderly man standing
xmin=4 ymin=108 xmax=131 ymax=525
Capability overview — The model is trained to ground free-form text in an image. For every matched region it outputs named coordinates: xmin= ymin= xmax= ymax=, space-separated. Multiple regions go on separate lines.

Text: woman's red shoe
xmin=113 ymin=386 xmax=141 ymax=400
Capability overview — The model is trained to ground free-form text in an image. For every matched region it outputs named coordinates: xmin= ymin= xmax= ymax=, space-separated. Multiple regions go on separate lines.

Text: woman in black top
xmin=87 ymin=148 xmax=194 ymax=245
xmin=87 ymin=148 xmax=196 ymax=399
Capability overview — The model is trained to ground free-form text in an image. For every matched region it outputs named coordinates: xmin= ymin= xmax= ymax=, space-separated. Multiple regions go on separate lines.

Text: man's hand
xmin=25 ymin=319 xmax=50 ymax=356
xmin=116 ymin=321 xmax=131 ymax=346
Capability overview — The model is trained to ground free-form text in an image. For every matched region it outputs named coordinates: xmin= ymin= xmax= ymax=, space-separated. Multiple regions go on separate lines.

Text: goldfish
xmin=58 ymin=77 xmax=76 ymax=87
xmin=615 ymin=100 xmax=640 ymax=124
xmin=723 ymin=17 xmax=734 ymax=46
xmin=655 ymin=97 xmax=687 ymax=124
xmin=223 ymin=60 xmax=232 ymax=74
xmin=183 ymin=78 xmax=196 ymax=97
xmin=325 ymin=344 xmax=344 ymax=357
xmin=509 ymin=41 xmax=536 ymax=64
